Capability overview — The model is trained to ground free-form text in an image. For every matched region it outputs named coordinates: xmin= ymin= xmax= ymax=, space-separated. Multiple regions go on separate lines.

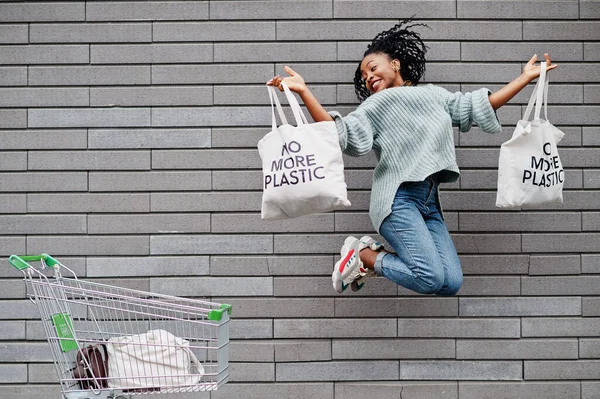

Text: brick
xmin=336 ymin=382 xmax=457 ymax=399
xmin=27 ymin=193 xmax=149 ymax=213
xmin=90 ymin=171 xmax=211 ymax=192
xmin=91 ymin=86 xmax=212 ymax=107
xmin=211 ymin=213 xmax=334 ymax=233
xmin=0 ymin=109 xmax=26 ymax=128
xmin=1 ymin=172 xmax=88 ymax=192
xmin=583 ymin=382 xmax=600 ymax=399
xmin=401 ymin=361 xmax=522 ymax=380
xmin=29 ymin=108 xmax=151 ymax=128
xmin=0 ymin=3 xmax=85 ymax=22
xmin=275 ymin=340 xmax=331 ymax=362
xmin=458 ymin=0 xmax=578 ymax=19
xmin=523 ymin=276 xmax=600 ymax=295
xmin=277 ymin=360 xmax=399 ymax=381
xmin=586 ymin=43 xmax=600 ymax=61
xmin=582 ymin=255 xmax=600 ymax=273
xmin=210 ymin=256 xmax=270 ymax=276
xmin=456 ymin=339 xmax=578 ymax=360
xmin=460 ymin=125 xmax=581 ymax=147
xmin=30 ymin=23 xmax=151 ymax=43
xmin=151 ymin=192 xmax=261 ymax=212
xmin=91 ymin=44 xmax=212 ymax=64
xmin=275 ymin=62 xmax=356 ymax=83
xmin=459 ymin=382 xmax=581 ymax=399
xmin=0 ymin=342 xmax=54 ymax=362
xmin=460 ymin=169 xmax=582 ymax=190
xmin=27 ymin=364 xmax=57 ymax=383
xmin=274 ymin=234 xmax=360 ymax=254
xmin=585 ymin=85 xmax=600 ymax=103
xmin=0 ymin=194 xmax=25 ymax=214
xmin=0 ymin=365 xmax=27 ymax=383
xmin=0 ymin=321 xmax=25 ymax=340
xmin=29 ymin=150 xmax=150 ymax=170
xmin=524 ymin=21 xmax=600 ymax=40
xmin=209 ymin=0 xmax=332 ymax=19
xmin=0 ymin=45 xmax=88 ymax=65
xmin=0 ymin=300 xmax=39 ymax=320
xmin=333 ymin=339 xmax=455 ymax=360
xmin=216 ymin=298 xmax=333 ymax=318
xmin=460 ymin=297 xmax=581 ymax=317
xmin=561 ymin=149 xmax=600 ymax=166
xmin=583 ymin=212 xmax=600 ymax=231
xmin=212 ymin=128 xmax=270 ymax=148
xmin=458 ymin=276 xmax=521 ymax=296
xmin=581 ymin=339 xmax=600 ymax=358
xmin=27 ymin=235 xmax=149 ymax=256
xmin=153 ymin=64 xmax=274 ymax=84
xmin=525 ymin=360 xmax=600 ymax=380
xmin=583 ymin=127 xmax=600 ymax=146
xmin=334 ymin=212 xmax=383 ymax=233
xmin=214 ymin=42 xmax=336 ymax=63
xmin=87 ymin=256 xmax=209 ymax=277
xmin=88 ymin=214 xmax=210 ymax=234
xmin=334 ymin=0 xmax=454 ymax=18
xmin=583 ymin=298 xmax=600 ymax=316
xmin=212 ymin=171 xmax=262 ymax=190
xmin=267 ymin=255 xmax=333 ymax=276
xmin=540 ymin=63 xmax=600 ymax=83
xmin=86 ymin=1 xmax=209 ymax=21
xmin=0 ymin=279 xmax=25 ymax=299
xmin=0 ymin=151 xmax=26 ymax=171
xmin=0 ymin=129 xmax=87 ymax=150
xmin=0 ymin=386 xmax=62 ymax=399
xmin=452 ymin=234 xmax=521 ymax=253
xmin=398 ymin=318 xmax=520 ymax=338
xmin=585 ymin=170 xmax=600 ymax=189
xmin=0 ymin=236 xmax=25 ymax=257
xmin=29 ymin=66 xmax=150 ymax=86
xmin=522 ymin=318 xmax=600 ymax=337
xmin=0 ymin=25 xmax=27 ymax=43
xmin=339 ymin=41 xmax=460 ymax=63
xmin=274 ymin=276 xmax=398 ymax=297
xmin=459 ymin=212 xmax=581 ymax=232
xmin=214 ymin=383 xmax=333 ymax=399
xmin=215 ymin=84 xmax=335 ymax=106
xmin=0 ymin=67 xmax=26 ymax=86
xmin=334 ymin=298 xmax=458 ymax=317
xmin=152 ymin=107 xmax=269 ymax=127
xmin=89 ymin=128 xmax=210 ymax=149
xmin=529 ymin=255 xmax=581 ymax=275
xmin=0 ymin=215 xmax=86 ymax=234
xmin=523 ymin=233 xmax=600 ymax=253
xmin=229 ymin=362 xmax=274 ymax=382
xmin=461 ymin=42 xmax=582 ymax=62
xmin=150 ymin=276 xmax=272 ymax=297
xmin=150 ymin=234 xmax=273 ymax=255
xmin=153 ymin=149 xmax=259 ymax=169
xmin=422 ymin=21 xmax=522 ymax=41
xmin=274 ymin=319 xmax=396 ymax=339
xmin=277 ymin=20 xmax=396 ymax=41
xmin=154 ymin=21 xmax=274 ymax=41
xmin=230 ymin=319 xmax=273 ymax=340
xmin=229 ymin=340 xmax=275 ymax=362
xmin=425 ymin=63 xmax=522 ymax=83
xmin=460 ymin=255 xmax=529 ymax=275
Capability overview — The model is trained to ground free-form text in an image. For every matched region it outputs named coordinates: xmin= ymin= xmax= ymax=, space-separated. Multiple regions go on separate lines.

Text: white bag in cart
xmin=258 ymin=82 xmax=351 ymax=220
xmin=107 ymin=329 xmax=204 ymax=390
xmin=496 ymin=64 xmax=565 ymax=208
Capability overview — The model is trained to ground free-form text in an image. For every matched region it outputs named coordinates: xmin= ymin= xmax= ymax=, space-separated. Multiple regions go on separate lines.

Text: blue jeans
xmin=374 ymin=175 xmax=463 ymax=296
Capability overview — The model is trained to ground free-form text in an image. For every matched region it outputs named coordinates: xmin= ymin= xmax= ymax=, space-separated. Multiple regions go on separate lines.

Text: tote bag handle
xmin=522 ymin=64 xmax=549 ymax=123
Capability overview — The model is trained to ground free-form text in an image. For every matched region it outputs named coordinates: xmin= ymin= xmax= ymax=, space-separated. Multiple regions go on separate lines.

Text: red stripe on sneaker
xmin=338 ymin=249 xmax=355 ymax=273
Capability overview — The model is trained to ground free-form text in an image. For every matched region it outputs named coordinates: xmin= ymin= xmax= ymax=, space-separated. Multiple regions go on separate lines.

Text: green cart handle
xmin=9 ymin=254 xmax=61 ymax=271
xmin=208 ymin=304 xmax=232 ymax=321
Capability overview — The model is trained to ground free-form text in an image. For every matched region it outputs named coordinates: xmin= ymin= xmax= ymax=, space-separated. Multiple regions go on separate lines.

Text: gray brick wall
xmin=0 ymin=1 xmax=599 ymax=398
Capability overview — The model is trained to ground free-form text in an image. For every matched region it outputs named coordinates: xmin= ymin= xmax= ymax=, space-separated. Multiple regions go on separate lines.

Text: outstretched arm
xmin=488 ymin=53 xmax=557 ymax=110
xmin=268 ymin=66 xmax=334 ymax=122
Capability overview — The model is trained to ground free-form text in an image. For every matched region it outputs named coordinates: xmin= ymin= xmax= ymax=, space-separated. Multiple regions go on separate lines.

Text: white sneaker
xmin=351 ymin=269 xmax=377 ymax=292
xmin=332 ymin=236 xmax=382 ymax=293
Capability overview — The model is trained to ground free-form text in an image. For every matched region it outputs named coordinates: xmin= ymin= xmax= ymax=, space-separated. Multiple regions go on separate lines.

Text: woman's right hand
xmin=267 ymin=66 xmax=307 ymax=94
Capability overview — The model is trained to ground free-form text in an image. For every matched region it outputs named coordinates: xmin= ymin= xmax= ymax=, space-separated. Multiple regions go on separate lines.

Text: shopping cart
xmin=9 ymin=254 xmax=231 ymax=399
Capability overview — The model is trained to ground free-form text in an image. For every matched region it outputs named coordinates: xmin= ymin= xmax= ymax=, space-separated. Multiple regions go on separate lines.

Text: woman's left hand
xmin=523 ymin=53 xmax=558 ymax=81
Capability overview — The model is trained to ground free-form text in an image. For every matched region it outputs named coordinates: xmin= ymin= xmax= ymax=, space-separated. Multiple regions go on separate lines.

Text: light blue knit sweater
xmin=329 ymin=84 xmax=502 ymax=232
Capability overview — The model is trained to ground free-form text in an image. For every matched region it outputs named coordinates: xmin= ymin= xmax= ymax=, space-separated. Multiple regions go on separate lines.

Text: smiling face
xmin=360 ymin=52 xmax=405 ymax=94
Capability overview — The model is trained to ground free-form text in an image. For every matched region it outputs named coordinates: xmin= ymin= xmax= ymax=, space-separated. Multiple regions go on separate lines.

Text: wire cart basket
xmin=9 ymin=254 xmax=231 ymax=399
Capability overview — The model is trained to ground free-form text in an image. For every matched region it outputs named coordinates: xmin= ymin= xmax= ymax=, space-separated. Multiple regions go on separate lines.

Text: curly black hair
xmin=354 ymin=18 xmax=428 ymax=102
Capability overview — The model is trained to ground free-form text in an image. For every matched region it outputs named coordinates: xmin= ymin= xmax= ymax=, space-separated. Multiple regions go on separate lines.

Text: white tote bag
xmin=107 ymin=329 xmax=204 ymax=390
xmin=258 ymin=82 xmax=351 ymax=220
xmin=496 ymin=65 xmax=565 ymax=208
